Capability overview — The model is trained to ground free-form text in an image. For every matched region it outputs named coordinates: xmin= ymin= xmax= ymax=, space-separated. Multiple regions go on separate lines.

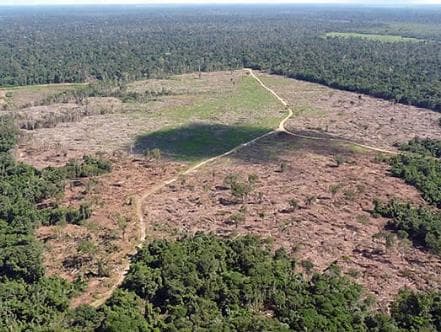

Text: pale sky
xmin=1 ymin=0 xmax=441 ymax=5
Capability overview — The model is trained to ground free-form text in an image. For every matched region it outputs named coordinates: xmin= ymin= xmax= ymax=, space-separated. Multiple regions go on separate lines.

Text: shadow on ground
xmin=133 ymin=122 xmax=271 ymax=162
xmin=230 ymin=130 xmax=368 ymax=164
xmin=133 ymin=122 xmax=369 ymax=164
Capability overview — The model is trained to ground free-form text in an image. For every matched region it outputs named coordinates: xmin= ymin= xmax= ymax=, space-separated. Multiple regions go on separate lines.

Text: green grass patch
xmin=295 ymin=106 xmax=325 ymax=117
xmin=134 ymin=75 xmax=283 ymax=162
xmin=160 ymin=75 xmax=282 ymax=128
xmin=325 ymin=32 xmax=422 ymax=43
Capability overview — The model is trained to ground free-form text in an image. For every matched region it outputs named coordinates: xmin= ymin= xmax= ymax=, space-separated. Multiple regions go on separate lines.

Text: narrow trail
xmin=88 ymin=68 xmax=396 ymax=308
xmin=246 ymin=69 xmax=397 ymax=155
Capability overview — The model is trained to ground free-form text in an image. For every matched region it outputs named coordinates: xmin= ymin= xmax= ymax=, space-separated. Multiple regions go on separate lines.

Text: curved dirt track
xmin=247 ymin=69 xmax=397 ymax=155
xmin=88 ymin=68 xmax=396 ymax=308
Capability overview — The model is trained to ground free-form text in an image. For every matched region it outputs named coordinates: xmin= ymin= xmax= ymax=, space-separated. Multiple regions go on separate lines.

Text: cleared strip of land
xmin=325 ymin=32 xmax=422 ymax=43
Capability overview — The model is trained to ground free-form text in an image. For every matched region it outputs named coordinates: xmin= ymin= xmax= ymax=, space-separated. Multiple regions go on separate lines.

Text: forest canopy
xmin=0 ymin=6 xmax=440 ymax=110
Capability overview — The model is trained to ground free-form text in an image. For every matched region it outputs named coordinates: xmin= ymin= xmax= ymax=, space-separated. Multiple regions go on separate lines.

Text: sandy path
xmin=87 ymin=69 xmax=396 ymax=308
xmin=247 ymin=69 xmax=397 ymax=155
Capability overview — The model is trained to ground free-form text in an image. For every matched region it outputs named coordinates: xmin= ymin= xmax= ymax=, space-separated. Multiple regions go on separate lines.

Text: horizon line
xmin=1 ymin=2 xmax=441 ymax=7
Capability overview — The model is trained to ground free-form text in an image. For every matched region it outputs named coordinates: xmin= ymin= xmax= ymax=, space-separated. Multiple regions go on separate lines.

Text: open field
xmin=325 ymin=32 xmax=422 ymax=42
xmin=142 ymin=134 xmax=441 ymax=309
xmin=0 ymin=83 xmax=85 ymax=110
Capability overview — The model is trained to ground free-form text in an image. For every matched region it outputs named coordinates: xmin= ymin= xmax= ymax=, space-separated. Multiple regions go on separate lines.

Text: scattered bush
xmin=143 ymin=148 xmax=161 ymax=160
xmin=334 ymin=154 xmax=345 ymax=167
xmin=224 ymin=173 xmax=255 ymax=203
xmin=64 ymin=155 xmax=112 ymax=178
xmin=43 ymin=203 xmax=92 ymax=226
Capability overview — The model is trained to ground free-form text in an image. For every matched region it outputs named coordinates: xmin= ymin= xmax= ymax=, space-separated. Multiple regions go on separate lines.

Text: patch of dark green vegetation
xmin=61 ymin=234 xmax=441 ymax=331
xmin=134 ymin=123 xmax=270 ymax=162
xmin=374 ymin=200 xmax=441 ymax=254
xmin=387 ymin=288 xmax=441 ymax=332
xmin=389 ymin=139 xmax=441 ymax=207
xmin=376 ymin=138 xmax=441 ymax=256
xmin=0 ymin=117 xmax=111 ymax=329
xmin=0 ymin=7 xmax=440 ymax=111
xmin=398 ymin=137 xmax=441 ymax=159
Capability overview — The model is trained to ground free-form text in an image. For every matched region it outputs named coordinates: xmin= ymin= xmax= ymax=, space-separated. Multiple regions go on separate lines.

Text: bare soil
xmin=259 ymin=73 xmax=441 ymax=150
xmin=143 ymin=133 xmax=441 ymax=309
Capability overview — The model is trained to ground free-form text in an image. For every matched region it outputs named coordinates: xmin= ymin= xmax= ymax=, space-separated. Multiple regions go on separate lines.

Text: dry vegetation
xmin=0 ymin=83 xmax=84 ymax=110
xmin=258 ymin=74 xmax=441 ymax=150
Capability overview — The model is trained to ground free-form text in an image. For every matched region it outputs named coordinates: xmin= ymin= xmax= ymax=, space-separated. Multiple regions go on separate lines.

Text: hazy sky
xmin=1 ymin=0 xmax=440 ymax=5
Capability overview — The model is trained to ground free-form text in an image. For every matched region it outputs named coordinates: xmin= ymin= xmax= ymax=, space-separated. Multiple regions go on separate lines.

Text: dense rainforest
xmin=0 ymin=5 xmax=440 ymax=110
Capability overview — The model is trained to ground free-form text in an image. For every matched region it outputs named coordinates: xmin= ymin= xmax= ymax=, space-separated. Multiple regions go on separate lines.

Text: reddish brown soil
xmin=36 ymin=154 xmax=186 ymax=307
xmin=143 ymin=133 xmax=441 ymax=309
xmin=258 ymin=73 xmax=441 ymax=150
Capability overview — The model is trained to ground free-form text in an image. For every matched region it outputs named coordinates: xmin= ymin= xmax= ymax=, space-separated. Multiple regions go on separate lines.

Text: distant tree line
xmin=0 ymin=6 xmax=440 ymax=110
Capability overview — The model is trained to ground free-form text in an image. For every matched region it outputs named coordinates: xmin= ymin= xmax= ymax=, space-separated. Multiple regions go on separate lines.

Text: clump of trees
xmin=398 ymin=137 xmax=441 ymax=158
xmin=67 ymin=234 xmax=371 ymax=330
xmin=374 ymin=199 xmax=441 ymax=254
xmin=389 ymin=139 xmax=441 ymax=207
xmin=61 ymin=234 xmax=441 ymax=331
xmin=224 ymin=173 xmax=255 ymax=203
xmin=376 ymin=138 xmax=441 ymax=254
